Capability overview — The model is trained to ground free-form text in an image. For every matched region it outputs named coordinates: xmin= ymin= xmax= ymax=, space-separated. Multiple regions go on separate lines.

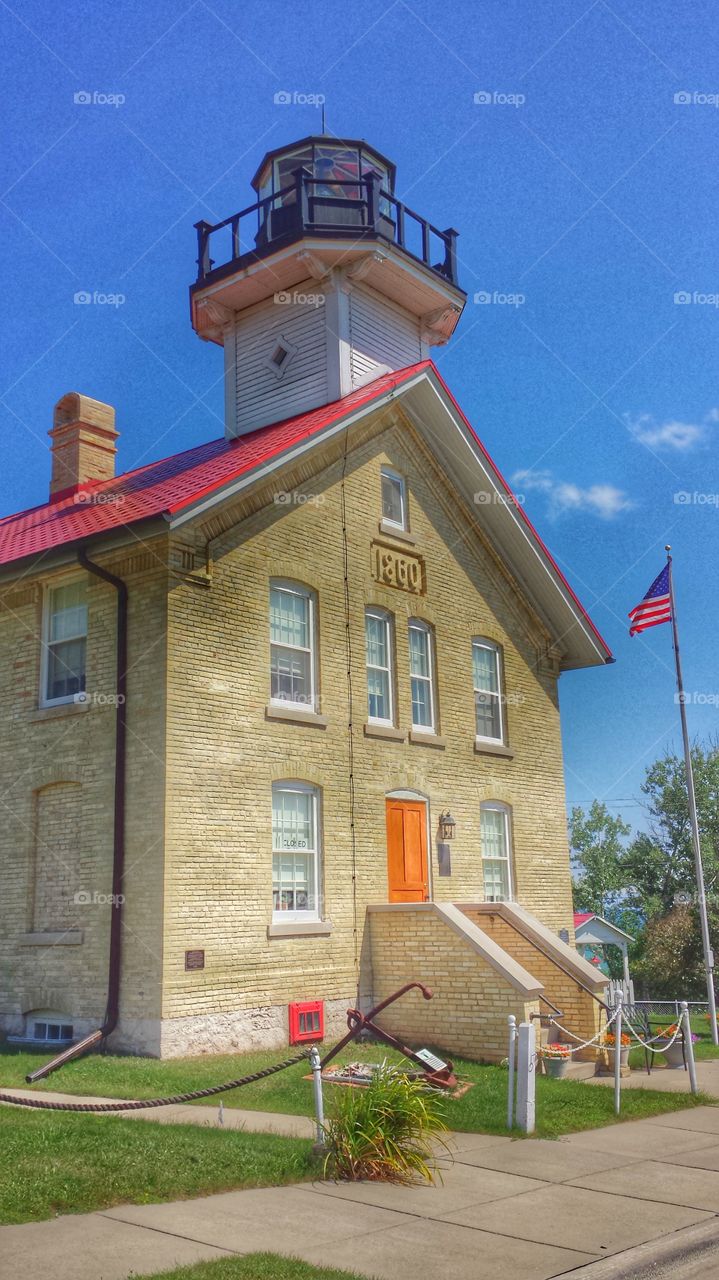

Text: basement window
xmin=29 ymin=1014 xmax=74 ymax=1043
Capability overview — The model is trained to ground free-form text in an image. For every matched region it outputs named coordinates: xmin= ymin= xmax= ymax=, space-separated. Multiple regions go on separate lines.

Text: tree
xmin=622 ymin=741 xmax=719 ymax=919
xmin=569 ymin=800 xmax=631 ymax=918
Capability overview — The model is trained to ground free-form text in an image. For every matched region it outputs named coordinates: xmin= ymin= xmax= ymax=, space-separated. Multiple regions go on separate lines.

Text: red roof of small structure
xmin=0 ymin=361 xmax=612 ymax=662
xmin=574 ymin=912 xmax=596 ymax=927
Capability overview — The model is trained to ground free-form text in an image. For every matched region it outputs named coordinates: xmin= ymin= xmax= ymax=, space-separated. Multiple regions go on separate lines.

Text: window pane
xmin=272 ymin=789 xmax=314 ymax=850
xmin=365 ymin=614 xmax=387 ymax=668
xmin=271 ymin=645 xmax=310 ymax=703
xmin=381 ymin=471 xmax=404 ymax=526
xmin=475 ymin=691 xmax=501 ymax=739
xmin=409 ymin=626 xmax=429 ymax=677
xmin=483 ymin=858 xmax=510 ymax=901
xmin=368 ymin=667 xmax=390 ymax=720
xmin=49 ymin=582 xmax=87 ymax=644
xmin=270 ymin=587 xmax=309 ymax=648
xmin=47 ymin=637 xmax=86 ymax=701
xmin=473 ymin=643 xmax=498 ymax=693
xmin=411 ymin=677 xmax=432 ymax=727
xmin=481 ymin=807 xmax=507 ymax=858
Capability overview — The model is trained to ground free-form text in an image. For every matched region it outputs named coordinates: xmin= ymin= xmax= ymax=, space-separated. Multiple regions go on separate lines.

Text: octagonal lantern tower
xmin=190 ymin=135 xmax=466 ymax=437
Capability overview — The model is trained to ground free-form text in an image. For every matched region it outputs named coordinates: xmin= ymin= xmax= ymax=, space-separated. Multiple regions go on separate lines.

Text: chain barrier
xmin=621 ymin=1017 xmax=685 ymax=1052
xmin=545 ymin=1006 xmax=618 ymax=1053
xmin=0 ymin=1050 xmax=310 ymax=1112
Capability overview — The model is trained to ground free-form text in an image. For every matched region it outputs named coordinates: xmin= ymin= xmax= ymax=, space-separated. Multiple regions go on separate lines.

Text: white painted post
xmin=614 ymin=995 xmax=623 ymax=1117
xmin=516 ymin=1021 xmax=536 ymax=1135
xmin=681 ymin=1001 xmax=698 ymax=1095
xmin=507 ymin=1015 xmax=517 ymax=1129
xmin=309 ymin=1046 xmax=326 ymax=1150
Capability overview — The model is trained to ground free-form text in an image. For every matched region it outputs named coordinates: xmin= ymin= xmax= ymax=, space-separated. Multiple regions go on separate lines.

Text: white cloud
xmin=625 ymin=410 xmax=715 ymax=451
xmin=513 ymin=468 xmax=633 ymax=521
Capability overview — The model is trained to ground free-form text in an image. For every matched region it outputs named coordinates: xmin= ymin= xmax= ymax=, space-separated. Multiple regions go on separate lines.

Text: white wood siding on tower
xmin=349 ymin=285 xmax=422 ymax=389
xmin=232 ymin=294 xmax=329 ymax=436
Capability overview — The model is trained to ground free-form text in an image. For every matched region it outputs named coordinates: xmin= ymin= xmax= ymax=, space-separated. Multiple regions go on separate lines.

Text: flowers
xmin=656 ymin=1023 xmax=698 ymax=1042
xmin=540 ymin=1042 xmax=571 ymax=1060
xmin=602 ymin=1032 xmax=631 ymax=1047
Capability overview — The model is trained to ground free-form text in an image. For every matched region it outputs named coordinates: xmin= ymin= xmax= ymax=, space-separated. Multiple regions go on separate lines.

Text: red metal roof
xmin=0 ymin=360 xmax=612 ymax=662
xmin=0 ymin=364 xmax=424 ymax=568
xmin=574 ymin=912 xmax=596 ymax=927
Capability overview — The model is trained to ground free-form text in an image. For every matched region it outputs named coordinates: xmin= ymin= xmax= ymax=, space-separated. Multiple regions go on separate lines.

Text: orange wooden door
xmin=386 ymin=799 xmax=429 ymax=902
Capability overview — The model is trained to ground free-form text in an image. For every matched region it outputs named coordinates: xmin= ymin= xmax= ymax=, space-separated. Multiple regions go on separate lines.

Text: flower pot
xmin=661 ymin=1039 xmax=686 ymax=1069
xmin=543 ymin=1056 xmax=569 ymax=1079
xmin=605 ymin=1047 xmax=630 ymax=1070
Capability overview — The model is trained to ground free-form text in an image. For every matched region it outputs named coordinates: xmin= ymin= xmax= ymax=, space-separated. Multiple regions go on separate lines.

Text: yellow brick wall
xmin=159 ymin=409 xmax=575 ymax=1051
xmin=461 ymin=909 xmax=603 ymax=1055
xmin=367 ymin=907 xmax=540 ymax=1062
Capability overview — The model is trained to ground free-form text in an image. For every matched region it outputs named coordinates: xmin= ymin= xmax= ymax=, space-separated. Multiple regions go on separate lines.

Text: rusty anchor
xmin=320 ymin=981 xmax=457 ymax=1089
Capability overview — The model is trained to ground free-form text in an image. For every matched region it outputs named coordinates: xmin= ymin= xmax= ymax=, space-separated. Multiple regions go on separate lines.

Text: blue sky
xmin=1 ymin=0 xmax=717 ymax=836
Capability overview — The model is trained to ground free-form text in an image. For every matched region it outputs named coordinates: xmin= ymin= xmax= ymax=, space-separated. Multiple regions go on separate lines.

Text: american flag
xmin=628 ymin=564 xmax=672 ymax=636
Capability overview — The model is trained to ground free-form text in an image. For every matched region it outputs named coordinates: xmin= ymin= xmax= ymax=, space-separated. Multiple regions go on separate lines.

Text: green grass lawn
xmin=0 ymin=1036 xmax=711 ymax=1142
xmin=0 ymin=1107 xmax=316 ymax=1225
xmin=626 ymin=1012 xmax=719 ymax=1070
xmin=146 ymin=1257 xmax=370 ymax=1280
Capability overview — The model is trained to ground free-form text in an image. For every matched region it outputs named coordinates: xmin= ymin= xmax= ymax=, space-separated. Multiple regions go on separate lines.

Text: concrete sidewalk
xmin=586 ymin=1057 xmax=719 ymax=1097
xmin=3 ymin=1106 xmax=719 ymax=1280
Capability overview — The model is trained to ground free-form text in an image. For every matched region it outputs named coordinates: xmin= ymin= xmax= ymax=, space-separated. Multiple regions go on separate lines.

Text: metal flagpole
xmin=665 ymin=545 xmax=719 ymax=1045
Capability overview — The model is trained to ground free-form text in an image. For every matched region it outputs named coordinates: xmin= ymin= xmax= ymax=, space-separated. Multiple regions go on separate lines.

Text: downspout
xmin=26 ymin=548 xmax=128 ymax=1083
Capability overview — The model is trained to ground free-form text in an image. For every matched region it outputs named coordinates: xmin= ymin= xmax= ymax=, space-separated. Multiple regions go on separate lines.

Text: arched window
xmin=271 ymin=782 xmax=321 ymax=921
xmin=269 ymin=580 xmax=317 ymax=711
xmin=472 ymin=638 xmax=504 ymax=744
xmin=480 ymin=801 xmax=513 ymax=902
xmin=365 ymin=607 xmax=395 ymax=724
xmin=408 ymin=618 xmax=436 ymax=732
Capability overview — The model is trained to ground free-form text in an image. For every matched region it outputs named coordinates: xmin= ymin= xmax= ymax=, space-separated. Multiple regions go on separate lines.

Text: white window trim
xmin=472 ymin=638 xmax=505 ymax=745
xmin=365 ymin=607 xmax=394 ymax=726
xmin=380 ymin=466 xmax=408 ymax=531
xmin=265 ymin=333 xmax=298 ymax=380
xmin=271 ymin=780 xmax=322 ymax=924
xmin=408 ymin=618 xmax=436 ymax=733
xmin=480 ymin=801 xmax=514 ymax=903
xmin=39 ymin=577 xmax=88 ymax=709
xmin=269 ymin=580 xmax=317 ymax=713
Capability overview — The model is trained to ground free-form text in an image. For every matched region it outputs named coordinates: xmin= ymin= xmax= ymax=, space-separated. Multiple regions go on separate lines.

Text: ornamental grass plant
xmin=322 ymin=1063 xmax=450 ymax=1184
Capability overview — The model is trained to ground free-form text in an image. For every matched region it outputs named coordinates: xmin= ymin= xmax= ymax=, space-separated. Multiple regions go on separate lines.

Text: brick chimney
xmin=49 ymin=393 xmax=118 ymax=498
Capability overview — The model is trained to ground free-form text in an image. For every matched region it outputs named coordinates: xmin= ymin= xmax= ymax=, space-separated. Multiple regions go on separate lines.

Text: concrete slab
xmin=585 ymin=1061 xmax=719 ymax=1098
xmin=440 ymin=1182 xmax=713 ymax=1256
xmin=638 ymin=1106 xmax=719 ymax=1134
xmin=558 ymin=1122 xmax=718 ymax=1159
xmin=449 ymin=1137 xmax=644 ymax=1181
xmin=306 ymin=1163 xmax=547 ymax=1216
xmin=103 ymin=1184 xmax=408 ymax=1251
xmin=651 ymin=1145 xmax=719 ymax=1172
xmin=444 ymin=1130 xmax=516 ymax=1154
xmin=296 ymin=1215 xmax=596 ymax=1280
xmin=0 ymin=1212 xmax=227 ymax=1280
xmin=569 ymin=1160 xmax=719 ymax=1212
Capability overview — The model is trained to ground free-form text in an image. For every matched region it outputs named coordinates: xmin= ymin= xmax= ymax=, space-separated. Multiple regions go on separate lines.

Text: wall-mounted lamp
xmin=438 ymin=810 xmax=456 ymax=841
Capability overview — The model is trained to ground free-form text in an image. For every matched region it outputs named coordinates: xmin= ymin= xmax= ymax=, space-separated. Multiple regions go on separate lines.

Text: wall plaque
xmin=370 ymin=541 xmax=426 ymax=595
xmin=185 ymin=949 xmax=205 ymax=971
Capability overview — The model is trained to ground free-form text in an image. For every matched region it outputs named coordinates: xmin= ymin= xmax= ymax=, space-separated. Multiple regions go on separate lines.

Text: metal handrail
xmin=193 ymin=170 xmax=459 ymax=287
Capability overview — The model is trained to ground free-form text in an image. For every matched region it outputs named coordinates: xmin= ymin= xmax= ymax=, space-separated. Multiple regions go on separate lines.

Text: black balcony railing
xmin=193 ymin=168 xmax=459 ymax=288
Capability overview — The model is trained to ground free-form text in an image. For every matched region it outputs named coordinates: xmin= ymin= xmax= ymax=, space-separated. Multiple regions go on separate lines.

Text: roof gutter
xmin=26 ymin=548 xmax=128 ymax=1083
